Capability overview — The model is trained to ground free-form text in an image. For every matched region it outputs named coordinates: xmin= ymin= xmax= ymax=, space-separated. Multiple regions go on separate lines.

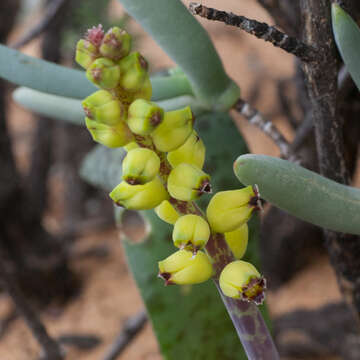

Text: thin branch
xmin=102 ymin=311 xmax=147 ymax=360
xmin=11 ymin=0 xmax=67 ymax=49
xmin=233 ymin=99 xmax=299 ymax=162
xmin=189 ymin=3 xmax=317 ymax=62
xmin=257 ymin=0 xmax=300 ymax=36
xmin=0 ymin=246 xmax=63 ymax=360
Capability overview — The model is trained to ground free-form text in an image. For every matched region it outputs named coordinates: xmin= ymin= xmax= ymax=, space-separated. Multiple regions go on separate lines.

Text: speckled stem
xmin=206 ymin=233 xmax=279 ymax=360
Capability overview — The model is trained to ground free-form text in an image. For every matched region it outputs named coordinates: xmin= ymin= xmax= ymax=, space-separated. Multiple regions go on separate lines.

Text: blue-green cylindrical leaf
xmin=234 ymin=154 xmax=360 ymax=235
xmin=13 ymin=87 xmax=205 ymax=125
xmin=151 ymin=74 xmax=193 ymax=101
xmin=0 ymin=44 xmax=194 ymax=102
xmin=13 ymin=87 xmax=84 ymax=125
xmin=117 ymin=0 xmax=239 ymax=110
xmin=0 ymin=44 xmax=95 ymax=98
xmin=332 ymin=4 xmax=360 ymax=91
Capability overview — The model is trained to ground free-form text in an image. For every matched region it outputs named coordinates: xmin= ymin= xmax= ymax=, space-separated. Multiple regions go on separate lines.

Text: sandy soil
xmin=0 ymin=0 xmax=345 ymax=359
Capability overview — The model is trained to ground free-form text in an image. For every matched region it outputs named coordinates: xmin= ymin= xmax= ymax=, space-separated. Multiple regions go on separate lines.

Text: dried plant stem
xmin=12 ymin=0 xmax=68 ymax=49
xmin=0 ymin=246 xmax=63 ymax=360
xmin=189 ymin=3 xmax=317 ymax=62
xmin=102 ymin=311 xmax=147 ymax=360
xmin=234 ymin=98 xmax=299 ymax=162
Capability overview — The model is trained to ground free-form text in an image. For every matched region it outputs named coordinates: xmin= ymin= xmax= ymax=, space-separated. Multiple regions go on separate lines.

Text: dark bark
xmin=300 ymin=0 xmax=360 ymax=321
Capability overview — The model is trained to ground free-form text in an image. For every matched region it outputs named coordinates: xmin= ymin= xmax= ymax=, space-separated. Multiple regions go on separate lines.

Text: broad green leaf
xmin=0 ymin=44 xmax=95 ymax=98
xmin=234 ymin=154 xmax=360 ymax=235
xmin=80 ymin=145 xmax=126 ymax=191
xmin=80 ymin=112 xmax=268 ymax=359
xmin=117 ymin=0 xmax=240 ymax=110
xmin=332 ymin=4 xmax=360 ymax=91
xmin=13 ymin=87 xmax=84 ymax=125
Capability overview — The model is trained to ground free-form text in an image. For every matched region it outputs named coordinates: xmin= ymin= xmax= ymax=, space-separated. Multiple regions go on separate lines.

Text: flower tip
xmin=158 ymin=272 xmax=173 ymax=286
xmin=243 ymin=277 xmax=266 ymax=305
xmin=86 ymin=24 xmax=104 ymax=46
xmin=249 ymin=184 xmax=262 ymax=212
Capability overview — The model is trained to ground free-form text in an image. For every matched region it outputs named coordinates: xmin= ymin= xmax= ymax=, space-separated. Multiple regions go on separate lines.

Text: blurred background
xmin=1 ymin=0 xmax=357 ymax=359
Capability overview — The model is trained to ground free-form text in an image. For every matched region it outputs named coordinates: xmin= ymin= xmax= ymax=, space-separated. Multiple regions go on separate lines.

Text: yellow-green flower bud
xmin=133 ymin=76 xmax=152 ymax=101
xmin=167 ymin=131 xmax=205 ymax=169
xmin=122 ymin=148 xmax=160 ymax=185
xmin=206 ymin=186 xmax=260 ymax=233
xmin=86 ymin=58 xmax=120 ymax=90
xmin=99 ymin=27 xmax=131 ymax=60
xmin=158 ymin=250 xmax=213 ymax=285
xmin=224 ymin=224 xmax=248 ymax=259
xmin=82 ymin=90 xmax=125 ymax=125
xmin=124 ymin=142 xmax=139 ymax=152
xmin=85 ymin=117 xmax=133 ymax=148
xmin=151 ymin=107 xmax=194 ymax=152
xmin=154 ymin=200 xmax=179 ymax=225
xmin=75 ymin=39 xmax=98 ymax=69
xmin=173 ymin=214 xmax=210 ymax=252
xmin=118 ymin=52 xmax=148 ymax=92
xmin=127 ymin=99 xmax=164 ymax=135
xmin=168 ymin=163 xmax=211 ymax=201
xmin=109 ymin=177 xmax=168 ymax=210
xmin=219 ymin=260 xmax=266 ymax=305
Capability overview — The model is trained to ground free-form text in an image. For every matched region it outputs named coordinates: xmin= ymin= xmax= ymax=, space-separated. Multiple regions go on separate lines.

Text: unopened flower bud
xmin=133 ymin=76 xmax=152 ymax=101
xmin=75 ymin=39 xmax=98 ymax=69
xmin=124 ymin=142 xmax=139 ymax=152
xmin=151 ymin=107 xmax=194 ymax=152
xmin=127 ymin=99 xmax=164 ymax=135
xmin=219 ymin=260 xmax=266 ymax=305
xmin=168 ymin=163 xmax=211 ymax=201
xmin=109 ymin=177 xmax=168 ymax=210
xmin=206 ymin=186 xmax=260 ymax=233
xmin=118 ymin=52 xmax=148 ymax=92
xmin=224 ymin=224 xmax=248 ymax=259
xmin=173 ymin=215 xmax=210 ymax=252
xmin=99 ymin=27 xmax=131 ymax=60
xmin=86 ymin=25 xmax=104 ymax=47
xmin=154 ymin=200 xmax=179 ymax=225
xmin=122 ymin=148 xmax=160 ymax=185
xmin=158 ymin=250 xmax=213 ymax=285
xmin=167 ymin=131 xmax=205 ymax=168
xmin=86 ymin=58 xmax=120 ymax=90
xmin=82 ymin=90 xmax=125 ymax=125
xmin=85 ymin=117 xmax=133 ymax=148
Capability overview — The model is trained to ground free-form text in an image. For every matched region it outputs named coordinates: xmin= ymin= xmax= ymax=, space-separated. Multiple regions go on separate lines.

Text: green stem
xmin=234 ymin=154 xmax=360 ymax=235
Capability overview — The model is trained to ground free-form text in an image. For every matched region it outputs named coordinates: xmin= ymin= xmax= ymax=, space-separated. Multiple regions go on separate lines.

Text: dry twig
xmin=102 ymin=311 xmax=147 ymax=360
xmin=12 ymin=0 xmax=67 ymax=49
xmin=189 ymin=3 xmax=317 ymax=62
xmin=233 ymin=99 xmax=299 ymax=162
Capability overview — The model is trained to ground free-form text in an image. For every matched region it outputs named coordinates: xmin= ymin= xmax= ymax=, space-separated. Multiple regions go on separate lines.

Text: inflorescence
xmin=76 ymin=25 xmax=266 ymax=304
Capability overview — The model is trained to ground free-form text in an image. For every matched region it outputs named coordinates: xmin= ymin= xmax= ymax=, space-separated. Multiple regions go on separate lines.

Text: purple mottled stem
xmin=218 ymin=287 xmax=279 ymax=360
xmin=206 ymin=233 xmax=279 ymax=360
